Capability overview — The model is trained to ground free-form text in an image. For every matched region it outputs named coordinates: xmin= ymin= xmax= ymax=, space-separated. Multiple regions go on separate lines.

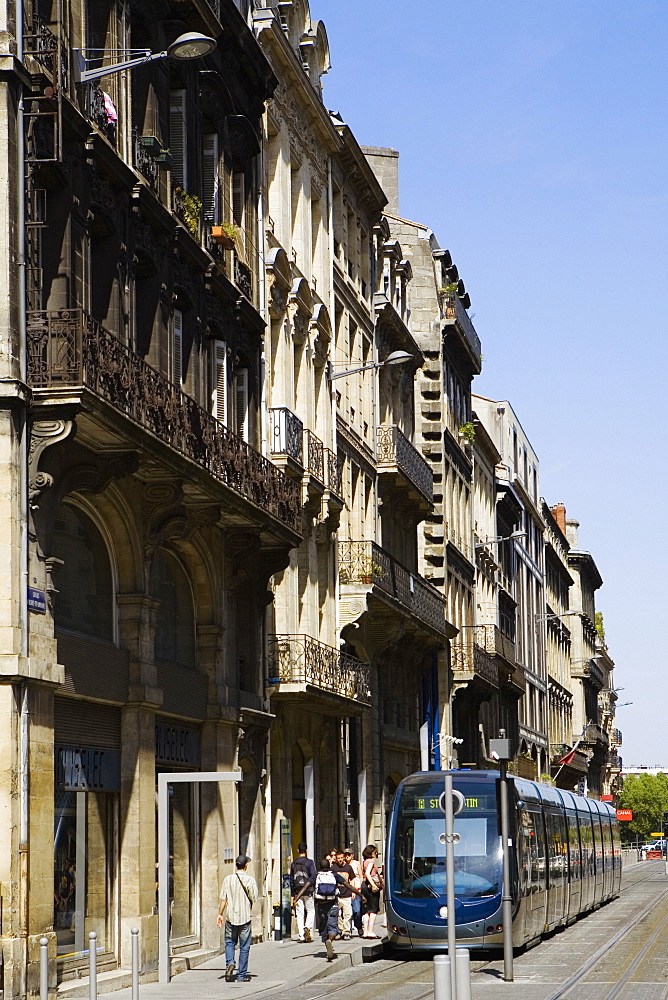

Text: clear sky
xmin=316 ymin=0 xmax=668 ymax=765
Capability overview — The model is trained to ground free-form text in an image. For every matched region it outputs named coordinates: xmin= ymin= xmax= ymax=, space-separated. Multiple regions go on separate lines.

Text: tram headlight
xmin=438 ymin=906 xmax=448 ymax=918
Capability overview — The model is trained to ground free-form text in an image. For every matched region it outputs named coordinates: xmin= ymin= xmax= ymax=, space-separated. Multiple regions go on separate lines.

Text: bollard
xmin=89 ymin=931 xmax=97 ymax=1000
xmin=273 ymin=904 xmax=282 ymax=941
xmin=131 ymin=928 xmax=140 ymax=1000
xmin=455 ymin=948 xmax=471 ymax=1000
xmin=40 ymin=937 xmax=49 ymax=1000
xmin=434 ymin=953 xmax=451 ymax=1000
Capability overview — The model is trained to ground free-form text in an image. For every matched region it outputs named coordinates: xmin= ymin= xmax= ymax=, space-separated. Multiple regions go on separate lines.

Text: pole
xmin=499 ymin=760 xmax=513 ymax=981
xmin=131 ymin=928 xmax=139 ymax=1000
xmin=39 ymin=937 xmax=48 ymax=1000
xmin=89 ymin=930 xmax=97 ymax=1000
xmin=444 ymin=771 xmax=457 ymax=1000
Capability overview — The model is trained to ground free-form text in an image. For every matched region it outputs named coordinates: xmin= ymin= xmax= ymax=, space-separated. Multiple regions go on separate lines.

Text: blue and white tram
xmin=385 ymin=770 xmax=621 ymax=952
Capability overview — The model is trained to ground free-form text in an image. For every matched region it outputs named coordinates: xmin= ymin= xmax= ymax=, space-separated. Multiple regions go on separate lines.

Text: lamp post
xmin=73 ymin=31 xmax=217 ymax=83
xmin=474 ymin=529 xmax=526 ymax=549
xmin=489 ymin=731 xmax=513 ymax=982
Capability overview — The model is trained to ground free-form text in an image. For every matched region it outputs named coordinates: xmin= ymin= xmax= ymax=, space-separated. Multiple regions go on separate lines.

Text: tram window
xmin=567 ymin=814 xmax=582 ymax=881
xmin=546 ymin=813 xmax=566 ymax=883
xmin=390 ymin=778 xmax=502 ymax=900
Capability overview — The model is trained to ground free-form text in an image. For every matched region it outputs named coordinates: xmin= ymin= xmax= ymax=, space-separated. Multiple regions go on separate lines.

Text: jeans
xmin=225 ymin=920 xmax=252 ymax=978
xmin=295 ymin=895 xmax=315 ymax=939
xmin=351 ymin=891 xmax=362 ymax=934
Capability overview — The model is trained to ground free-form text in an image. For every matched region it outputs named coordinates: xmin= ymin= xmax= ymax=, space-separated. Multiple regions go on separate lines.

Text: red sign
xmin=616 ymin=809 xmax=633 ymax=821
xmin=601 ymin=795 xmax=614 ymax=802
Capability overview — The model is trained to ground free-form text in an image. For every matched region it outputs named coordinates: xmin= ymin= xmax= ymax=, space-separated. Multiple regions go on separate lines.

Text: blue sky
xmin=316 ymin=0 xmax=668 ymax=765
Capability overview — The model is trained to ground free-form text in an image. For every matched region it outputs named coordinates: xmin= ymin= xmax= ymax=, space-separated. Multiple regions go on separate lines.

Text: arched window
xmin=150 ymin=549 xmax=196 ymax=667
xmin=51 ymin=504 xmax=113 ymax=641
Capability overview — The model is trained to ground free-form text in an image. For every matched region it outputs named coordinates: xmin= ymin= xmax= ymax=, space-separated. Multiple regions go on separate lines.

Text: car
xmin=641 ymin=839 xmax=667 ymax=857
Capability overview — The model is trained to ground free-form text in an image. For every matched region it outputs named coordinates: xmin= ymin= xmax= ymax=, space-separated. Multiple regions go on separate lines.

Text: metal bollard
xmin=434 ymin=953 xmax=451 ymax=1000
xmin=131 ymin=928 xmax=140 ymax=1000
xmin=455 ymin=948 xmax=471 ymax=1000
xmin=89 ymin=931 xmax=97 ymax=1000
xmin=40 ymin=937 xmax=49 ymax=1000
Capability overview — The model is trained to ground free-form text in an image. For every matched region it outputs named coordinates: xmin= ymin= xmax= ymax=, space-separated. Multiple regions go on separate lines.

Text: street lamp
xmin=327 ymin=349 xmax=414 ymax=381
xmin=475 ymin=529 xmax=526 ymax=550
xmin=534 ymin=610 xmax=581 ymax=624
xmin=73 ymin=31 xmax=217 ymax=83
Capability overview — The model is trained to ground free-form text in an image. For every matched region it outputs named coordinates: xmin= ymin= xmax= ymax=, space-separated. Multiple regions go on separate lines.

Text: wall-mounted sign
xmin=155 ymin=723 xmax=200 ymax=767
xmin=616 ymin=809 xmax=633 ymax=821
xmin=601 ymin=795 xmax=614 ymax=802
xmin=55 ymin=746 xmax=120 ymax=791
xmin=28 ymin=588 xmax=46 ymax=613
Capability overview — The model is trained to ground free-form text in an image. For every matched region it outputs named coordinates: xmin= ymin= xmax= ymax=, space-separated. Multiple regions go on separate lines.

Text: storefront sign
xmin=155 ymin=723 xmax=200 ymax=767
xmin=616 ymin=809 xmax=633 ymax=821
xmin=55 ymin=746 xmax=120 ymax=791
xmin=28 ymin=587 xmax=47 ymax=613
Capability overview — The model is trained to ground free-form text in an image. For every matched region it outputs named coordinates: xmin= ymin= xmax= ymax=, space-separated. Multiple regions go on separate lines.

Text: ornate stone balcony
xmin=26 ymin=309 xmax=302 ymax=537
xmin=607 ymin=752 xmax=623 ymax=771
xmin=338 ymin=539 xmax=448 ymax=638
xmin=267 ymin=634 xmax=370 ymax=711
xmin=610 ymin=727 xmax=622 ymax=747
xmin=442 ymin=293 xmax=482 ymax=374
xmin=377 ymin=424 xmax=433 ymax=507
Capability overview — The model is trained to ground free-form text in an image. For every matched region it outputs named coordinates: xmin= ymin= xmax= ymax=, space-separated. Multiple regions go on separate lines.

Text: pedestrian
xmin=331 ymin=849 xmax=356 ymax=939
xmin=344 ymin=848 xmax=363 ymax=937
xmin=361 ymin=844 xmax=382 ymax=938
xmin=290 ymin=842 xmax=316 ymax=942
xmin=217 ymin=854 xmax=258 ymax=982
xmin=314 ymin=859 xmax=340 ymax=961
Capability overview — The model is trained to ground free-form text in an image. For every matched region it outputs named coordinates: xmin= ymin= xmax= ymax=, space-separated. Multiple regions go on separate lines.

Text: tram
xmin=385 ymin=770 xmax=621 ymax=952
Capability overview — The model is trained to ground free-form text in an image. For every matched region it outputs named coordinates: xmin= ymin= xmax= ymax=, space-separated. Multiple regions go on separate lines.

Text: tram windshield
xmin=391 ymin=777 xmax=502 ymax=899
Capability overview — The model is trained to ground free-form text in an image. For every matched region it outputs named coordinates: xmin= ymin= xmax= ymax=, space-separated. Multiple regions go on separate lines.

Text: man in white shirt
xmin=217 ymin=855 xmax=258 ymax=982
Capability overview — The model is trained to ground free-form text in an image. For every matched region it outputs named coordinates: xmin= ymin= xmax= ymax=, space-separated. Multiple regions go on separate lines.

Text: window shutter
xmin=208 ymin=339 xmax=227 ymax=423
xmin=232 ymin=171 xmax=245 ymax=227
xmin=173 ymin=309 xmax=183 ymax=386
xmin=202 ymin=133 xmax=219 ymax=225
xmin=170 ymin=90 xmax=187 ymax=188
xmin=235 ymin=368 xmax=248 ymax=440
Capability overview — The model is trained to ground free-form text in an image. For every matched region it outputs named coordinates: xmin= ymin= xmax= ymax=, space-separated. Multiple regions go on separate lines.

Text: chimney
xmin=550 ymin=502 xmax=566 ymax=534
xmin=360 ymin=146 xmax=400 ymax=215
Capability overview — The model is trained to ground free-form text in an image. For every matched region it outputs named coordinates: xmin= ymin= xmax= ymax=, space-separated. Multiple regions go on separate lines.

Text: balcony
xmin=450 ymin=623 xmax=522 ymax=692
xmin=610 ymin=728 xmax=623 ymax=747
xmin=304 ymin=428 xmax=325 ymax=484
xmin=326 ymin=447 xmax=343 ymax=502
xmin=26 ymin=309 xmax=301 ymax=538
xmin=338 ymin=540 xmax=448 ymax=638
xmin=442 ymin=293 xmax=481 ymax=374
xmin=377 ymin=425 xmax=433 ymax=508
xmin=450 ymin=638 xmax=498 ymax=689
xmin=267 ymin=634 xmax=370 ymax=712
xmin=607 ymin=752 xmax=623 ymax=771
xmin=270 ymin=407 xmax=304 ymax=478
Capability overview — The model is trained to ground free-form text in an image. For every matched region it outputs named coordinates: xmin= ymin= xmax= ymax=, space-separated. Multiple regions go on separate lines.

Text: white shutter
xmin=232 ymin=171 xmax=245 ymax=227
xmin=170 ymin=90 xmax=187 ymax=188
xmin=208 ymin=339 xmax=227 ymax=423
xmin=235 ymin=367 xmax=248 ymax=440
xmin=202 ymin=133 xmax=219 ymax=224
xmin=173 ymin=309 xmax=183 ymax=386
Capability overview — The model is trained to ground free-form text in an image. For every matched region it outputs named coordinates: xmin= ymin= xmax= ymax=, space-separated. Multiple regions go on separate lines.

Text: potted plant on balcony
xmin=174 ymin=187 xmax=202 ymax=239
xmin=211 ymin=221 xmax=241 ymax=250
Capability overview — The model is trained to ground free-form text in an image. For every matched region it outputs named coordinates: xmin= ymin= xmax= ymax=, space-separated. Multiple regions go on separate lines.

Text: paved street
xmin=101 ymin=862 xmax=668 ymax=1000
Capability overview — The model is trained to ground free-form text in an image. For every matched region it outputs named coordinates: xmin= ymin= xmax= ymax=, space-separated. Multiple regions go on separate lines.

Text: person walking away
xmin=361 ymin=844 xmax=382 ymax=938
xmin=313 ymin=859 xmax=340 ymax=961
xmin=217 ymin=855 xmax=258 ymax=982
xmin=344 ymin=848 xmax=363 ymax=937
xmin=290 ymin=842 xmax=316 ymax=942
xmin=331 ymin=850 xmax=356 ymax=939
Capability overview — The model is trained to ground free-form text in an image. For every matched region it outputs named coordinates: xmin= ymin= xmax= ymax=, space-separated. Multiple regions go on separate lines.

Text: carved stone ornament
xmin=237 ymin=724 xmax=269 ymax=768
xmin=28 ymin=419 xmax=74 ymax=508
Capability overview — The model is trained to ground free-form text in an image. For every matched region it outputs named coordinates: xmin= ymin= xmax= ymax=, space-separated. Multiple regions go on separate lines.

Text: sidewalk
xmin=99 ymin=935 xmax=385 ymax=1000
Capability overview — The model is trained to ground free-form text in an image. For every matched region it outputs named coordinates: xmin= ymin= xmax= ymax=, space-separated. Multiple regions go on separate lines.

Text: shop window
xmin=151 ymin=549 xmax=196 ymax=667
xmin=51 ymin=504 xmax=114 ymax=641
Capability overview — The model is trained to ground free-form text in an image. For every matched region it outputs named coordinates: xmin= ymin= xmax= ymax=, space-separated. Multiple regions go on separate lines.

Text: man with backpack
xmin=289 ymin=842 xmax=316 ymax=942
xmin=312 ymin=858 xmax=341 ymax=961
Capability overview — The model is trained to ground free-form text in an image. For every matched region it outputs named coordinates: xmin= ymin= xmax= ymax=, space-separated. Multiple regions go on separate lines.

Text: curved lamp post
xmin=73 ymin=31 xmax=217 ymax=83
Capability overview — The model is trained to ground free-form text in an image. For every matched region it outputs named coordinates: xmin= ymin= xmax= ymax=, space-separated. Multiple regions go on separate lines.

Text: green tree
xmin=618 ymin=773 xmax=668 ymax=843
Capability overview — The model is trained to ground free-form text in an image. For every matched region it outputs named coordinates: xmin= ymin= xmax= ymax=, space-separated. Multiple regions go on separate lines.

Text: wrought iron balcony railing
xmin=326 ymin=447 xmax=343 ymax=498
xmin=376 ymin=425 xmax=433 ymax=502
xmin=610 ymin=727 xmax=622 ymax=747
xmin=443 ymin=294 xmax=481 ymax=367
xmin=450 ymin=623 xmax=517 ymax=687
xmin=338 ymin=539 xmax=448 ymax=636
xmin=267 ymin=634 xmax=370 ymax=705
xmin=132 ymin=128 xmax=160 ymax=197
xmin=304 ymin=429 xmax=325 ymax=483
xmin=270 ymin=407 xmax=304 ymax=465
xmin=450 ymin=638 xmax=498 ymax=688
xmin=26 ymin=309 xmax=301 ymax=535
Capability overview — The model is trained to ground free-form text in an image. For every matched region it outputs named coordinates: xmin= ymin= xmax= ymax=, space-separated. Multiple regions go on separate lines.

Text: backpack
xmin=315 ymin=870 xmax=338 ymax=897
xmin=293 ymin=860 xmax=311 ymax=893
